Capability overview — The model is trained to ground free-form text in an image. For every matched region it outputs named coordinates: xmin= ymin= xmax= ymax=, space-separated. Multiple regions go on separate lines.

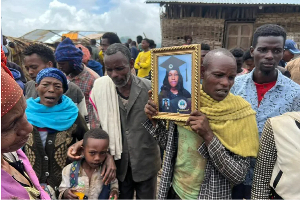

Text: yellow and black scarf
xmin=177 ymin=88 xmax=259 ymax=158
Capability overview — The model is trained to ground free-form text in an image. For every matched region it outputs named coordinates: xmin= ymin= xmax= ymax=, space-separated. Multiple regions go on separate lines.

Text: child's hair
xmin=83 ymin=128 xmax=109 ymax=146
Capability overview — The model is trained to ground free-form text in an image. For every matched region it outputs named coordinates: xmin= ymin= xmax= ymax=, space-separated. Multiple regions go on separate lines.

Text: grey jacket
xmin=115 ymin=75 xmax=161 ymax=182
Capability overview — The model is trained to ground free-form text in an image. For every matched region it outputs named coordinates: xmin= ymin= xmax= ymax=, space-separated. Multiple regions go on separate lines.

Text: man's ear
xmin=130 ymin=58 xmax=134 ymax=70
xmin=250 ymin=46 xmax=254 ymax=57
xmin=46 ymin=61 xmax=53 ymax=68
xmin=200 ymin=65 xmax=206 ymax=79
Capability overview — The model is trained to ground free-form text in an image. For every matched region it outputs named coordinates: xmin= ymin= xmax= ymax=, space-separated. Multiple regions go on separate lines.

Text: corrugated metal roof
xmin=146 ymin=0 xmax=300 ymax=5
xmin=20 ymin=29 xmax=107 ymax=44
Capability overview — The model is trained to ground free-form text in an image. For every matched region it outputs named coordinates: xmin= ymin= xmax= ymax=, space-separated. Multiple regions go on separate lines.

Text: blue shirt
xmin=231 ymin=69 xmax=300 ymax=137
xmin=231 ymin=69 xmax=300 ymax=186
xmin=131 ymin=46 xmax=139 ymax=61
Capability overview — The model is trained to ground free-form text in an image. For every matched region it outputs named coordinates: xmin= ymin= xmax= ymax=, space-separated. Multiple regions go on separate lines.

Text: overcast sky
xmin=1 ymin=0 xmax=162 ymax=44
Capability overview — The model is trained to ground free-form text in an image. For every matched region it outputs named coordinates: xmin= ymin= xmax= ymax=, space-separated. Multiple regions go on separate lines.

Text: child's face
xmin=83 ymin=138 xmax=109 ymax=169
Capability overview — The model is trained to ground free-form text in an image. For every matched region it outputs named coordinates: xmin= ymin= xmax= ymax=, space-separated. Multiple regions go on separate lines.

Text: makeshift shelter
xmin=20 ymin=29 xmax=107 ymax=45
xmin=146 ymin=0 xmax=300 ymax=49
xmin=5 ymin=29 xmax=108 ymax=81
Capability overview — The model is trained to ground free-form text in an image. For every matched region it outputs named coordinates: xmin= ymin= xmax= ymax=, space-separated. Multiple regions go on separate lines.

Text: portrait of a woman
xmin=158 ymin=56 xmax=191 ymax=114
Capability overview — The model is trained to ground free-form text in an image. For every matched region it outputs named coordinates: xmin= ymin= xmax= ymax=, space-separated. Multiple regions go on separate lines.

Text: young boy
xmin=59 ymin=129 xmax=118 ymax=199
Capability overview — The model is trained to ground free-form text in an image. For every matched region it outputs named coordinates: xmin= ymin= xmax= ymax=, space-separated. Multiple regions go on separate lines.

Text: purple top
xmin=1 ymin=149 xmax=50 ymax=200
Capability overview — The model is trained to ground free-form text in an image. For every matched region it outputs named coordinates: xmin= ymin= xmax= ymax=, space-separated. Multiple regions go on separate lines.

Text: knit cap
xmin=55 ymin=38 xmax=83 ymax=71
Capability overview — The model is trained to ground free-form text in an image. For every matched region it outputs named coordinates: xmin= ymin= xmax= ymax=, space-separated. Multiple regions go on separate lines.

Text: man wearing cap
xmin=278 ymin=39 xmax=300 ymax=67
xmin=55 ymin=37 xmax=100 ymax=129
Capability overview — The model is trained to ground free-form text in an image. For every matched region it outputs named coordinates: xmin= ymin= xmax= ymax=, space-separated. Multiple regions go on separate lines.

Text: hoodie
xmin=87 ymin=60 xmax=103 ymax=77
xmin=9 ymin=68 xmax=25 ymax=92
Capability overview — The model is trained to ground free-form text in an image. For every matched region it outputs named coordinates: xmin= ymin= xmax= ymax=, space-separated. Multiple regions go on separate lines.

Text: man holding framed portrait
xmin=144 ymin=48 xmax=260 ymax=199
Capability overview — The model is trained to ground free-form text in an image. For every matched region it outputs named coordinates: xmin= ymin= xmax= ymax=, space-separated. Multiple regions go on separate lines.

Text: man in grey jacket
xmin=68 ymin=43 xmax=161 ymax=199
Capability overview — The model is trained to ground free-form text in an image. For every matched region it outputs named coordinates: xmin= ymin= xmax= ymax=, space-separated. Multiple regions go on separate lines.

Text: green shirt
xmin=172 ymin=126 xmax=207 ymax=199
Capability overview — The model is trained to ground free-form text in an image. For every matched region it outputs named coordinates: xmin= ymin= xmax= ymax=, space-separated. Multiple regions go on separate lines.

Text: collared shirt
xmin=143 ymin=120 xmax=250 ymax=199
xmin=231 ymin=69 xmax=300 ymax=137
xmin=231 ymin=69 xmax=300 ymax=186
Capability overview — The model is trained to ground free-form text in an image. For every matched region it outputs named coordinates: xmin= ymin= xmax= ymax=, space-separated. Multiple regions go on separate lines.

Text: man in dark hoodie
xmin=9 ymin=68 xmax=25 ymax=92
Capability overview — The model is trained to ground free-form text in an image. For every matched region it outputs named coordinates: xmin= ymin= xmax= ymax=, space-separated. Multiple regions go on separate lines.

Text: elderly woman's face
xmin=202 ymin=54 xmax=237 ymax=101
xmin=36 ymin=77 xmax=64 ymax=107
xmin=168 ymin=70 xmax=179 ymax=88
xmin=1 ymin=97 xmax=33 ymax=153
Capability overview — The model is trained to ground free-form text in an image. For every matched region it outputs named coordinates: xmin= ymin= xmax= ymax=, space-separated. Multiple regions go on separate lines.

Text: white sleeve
xmin=58 ymin=164 xmax=71 ymax=199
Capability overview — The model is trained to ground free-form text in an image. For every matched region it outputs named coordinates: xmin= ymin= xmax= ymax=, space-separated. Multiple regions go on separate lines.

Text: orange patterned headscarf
xmin=75 ymin=44 xmax=91 ymax=64
xmin=1 ymin=47 xmax=23 ymax=117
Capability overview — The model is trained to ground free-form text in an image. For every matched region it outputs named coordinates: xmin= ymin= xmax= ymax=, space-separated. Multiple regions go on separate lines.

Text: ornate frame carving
xmin=150 ymin=44 xmax=201 ymax=122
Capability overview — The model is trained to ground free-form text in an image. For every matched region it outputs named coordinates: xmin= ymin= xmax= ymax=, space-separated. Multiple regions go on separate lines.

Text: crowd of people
xmin=1 ymin=23 xmax=300 ymax=200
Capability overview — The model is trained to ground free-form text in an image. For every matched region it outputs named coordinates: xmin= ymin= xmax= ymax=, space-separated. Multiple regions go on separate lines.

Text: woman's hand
xmin=101 ymin=154 xmax=116 ymax=185
xmin=186 ymin=111 xmax=214 ymax=146
xmin=144 ymin=90 xmax=158 ymax=127
xmin=63 ymin=188 xmax=79 ymax=199
xmin=109 ymin=189 xmax=118 ymax=200
xmin=67 ymin=140 xmax=84 ymax=161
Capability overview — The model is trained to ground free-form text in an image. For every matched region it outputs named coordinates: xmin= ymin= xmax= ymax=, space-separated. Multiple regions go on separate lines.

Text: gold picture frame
xmin=151 ymin=44 xmax=201 ymax=122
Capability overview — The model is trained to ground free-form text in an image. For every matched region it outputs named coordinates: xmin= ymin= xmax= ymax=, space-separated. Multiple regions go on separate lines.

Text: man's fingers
xmin=148 ymin=90 xmax=153 ymax=100
xmin=101 ymin=163 xmax=107 ymax=176
xmin=147 ymin=100 xmax=157 ymax=109
xmin=186 ymin=116 xmax=201 ymax=125
xmin=105 ymin=169 xmax=115 ymax=185
xmin=190 ymin=110 xmax=202 ymax=116
xmin=145 ymin=104 xmax=157 ymax=114
xmin=102 ymin=168 xmax=110 ymax=184
xmin=68 ymin=191 xmax=79 ymax=199
xmin=69 ymin=147 xmax=75 ymax=155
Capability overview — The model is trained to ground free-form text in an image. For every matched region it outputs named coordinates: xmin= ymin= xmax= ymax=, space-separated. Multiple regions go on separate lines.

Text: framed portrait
xmin=150 ymin=44 xmax=201 ymax=122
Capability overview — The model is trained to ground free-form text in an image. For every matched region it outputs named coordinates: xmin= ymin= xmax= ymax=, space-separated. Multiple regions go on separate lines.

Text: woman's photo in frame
xmin=158 ymin=55 xmax=192 ymax=114
xmin=151 ymin=44 xmax=201 ymax=122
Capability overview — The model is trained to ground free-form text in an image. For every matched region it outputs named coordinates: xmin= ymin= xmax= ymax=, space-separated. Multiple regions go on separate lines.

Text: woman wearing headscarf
xmin=144 ymin=49 xmax=259 ymax=199
xmin=76 ymin=44 xmax=103 ymax=77
xmin=251 ymin=112 xmax=300 ymax=200
xmin=23 ymin=68 xmax=88 ymax=199
xmin=1 ymin=48 xmax=50 ymax=200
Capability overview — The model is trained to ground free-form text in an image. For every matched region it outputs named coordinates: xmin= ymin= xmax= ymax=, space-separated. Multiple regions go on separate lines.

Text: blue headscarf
xmin=26 ymin=95 xmax=78 ymax=131
xmin=55 ymin=38 xmax=84 ymax=71
xmin=36 ymin=68 xmax=68 ymax=92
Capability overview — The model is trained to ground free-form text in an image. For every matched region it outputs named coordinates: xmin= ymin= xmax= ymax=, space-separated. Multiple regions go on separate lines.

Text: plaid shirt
xmin=69 ymin=67 xmax=100 ymax=129
xmin=143 ymin=120 xmax=250 ymax=199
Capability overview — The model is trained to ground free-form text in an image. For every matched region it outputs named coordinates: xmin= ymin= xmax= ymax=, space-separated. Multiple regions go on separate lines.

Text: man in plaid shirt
xmin=143 ymin=49 xmax=259 ymax=199
xmin=55 ymin=38 xmax=100 ymax=129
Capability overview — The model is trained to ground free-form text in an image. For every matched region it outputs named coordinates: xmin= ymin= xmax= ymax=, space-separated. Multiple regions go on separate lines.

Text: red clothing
xmin=254 ymin=81 xmax=276 ymax=106
xmin=237 ymin=68 xmax=249 ymax=76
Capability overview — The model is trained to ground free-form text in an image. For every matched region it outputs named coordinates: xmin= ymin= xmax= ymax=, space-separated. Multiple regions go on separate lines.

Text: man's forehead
xmin=104 ymin=52 xmax=128 ymax=65
xmin=256 ymin=36 xmax=284 ymax=46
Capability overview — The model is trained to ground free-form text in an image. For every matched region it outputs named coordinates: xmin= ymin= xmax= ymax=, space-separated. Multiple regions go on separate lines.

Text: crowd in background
xmin=1 ymin=23 xmax=300 ymax=200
